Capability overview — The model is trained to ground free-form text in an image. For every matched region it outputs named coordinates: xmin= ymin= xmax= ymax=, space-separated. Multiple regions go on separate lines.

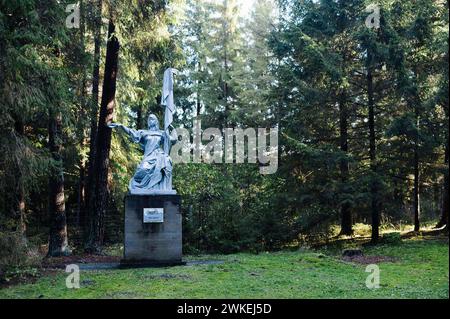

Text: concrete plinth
xmin=121 ymin=194 xmax=183 ymax=267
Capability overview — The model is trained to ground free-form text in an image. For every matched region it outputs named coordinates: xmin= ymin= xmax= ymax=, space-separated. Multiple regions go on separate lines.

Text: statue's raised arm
xmin=168 ymin=124 xmax=178 ymax=145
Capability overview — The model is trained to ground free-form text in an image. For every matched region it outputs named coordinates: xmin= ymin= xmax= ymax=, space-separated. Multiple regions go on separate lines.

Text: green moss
xmin=0 ymin=238 xmax=447 ymax=299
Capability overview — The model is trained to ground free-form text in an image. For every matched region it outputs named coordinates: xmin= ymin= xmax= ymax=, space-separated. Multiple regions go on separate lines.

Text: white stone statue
xmin=108 ymin=68 xmax=179 ymax=195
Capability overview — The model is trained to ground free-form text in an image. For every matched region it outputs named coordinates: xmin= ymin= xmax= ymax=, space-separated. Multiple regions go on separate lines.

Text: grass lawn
xmin=0 ymin=237 xmax=448 ymax=299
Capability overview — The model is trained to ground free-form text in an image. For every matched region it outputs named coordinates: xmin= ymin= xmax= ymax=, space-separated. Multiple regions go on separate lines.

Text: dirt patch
xmin=42 ymin=254 xmax=121 ymax=269
xmin=342 ymin=255 xmax=399 ymax=264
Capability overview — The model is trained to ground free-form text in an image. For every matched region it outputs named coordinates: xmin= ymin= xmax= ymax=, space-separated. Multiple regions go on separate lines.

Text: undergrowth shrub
xmin=0 ymin=231 xmax=42 ymax=283
xmin=380 ymin=232 xmax=402 ymax=245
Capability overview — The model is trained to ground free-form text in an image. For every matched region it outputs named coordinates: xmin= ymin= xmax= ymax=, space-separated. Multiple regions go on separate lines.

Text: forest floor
xmin=0 ymin=233 xmax=448 ymax=299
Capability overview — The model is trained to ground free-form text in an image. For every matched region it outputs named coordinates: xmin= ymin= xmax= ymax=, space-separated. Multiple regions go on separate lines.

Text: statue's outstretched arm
xmin=108 ymin=122 xmax=130 ymax=134
xmin=108 ymin=123 xmax=141 ymax=143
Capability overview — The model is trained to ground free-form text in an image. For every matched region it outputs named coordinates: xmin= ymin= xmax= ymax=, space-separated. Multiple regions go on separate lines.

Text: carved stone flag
xmin=161 ymin=68 xmax=178 ymax=131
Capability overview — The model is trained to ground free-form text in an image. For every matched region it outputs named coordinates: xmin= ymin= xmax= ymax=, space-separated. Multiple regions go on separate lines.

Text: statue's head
xmin=147 ymin=114 xmax=159 ymax=131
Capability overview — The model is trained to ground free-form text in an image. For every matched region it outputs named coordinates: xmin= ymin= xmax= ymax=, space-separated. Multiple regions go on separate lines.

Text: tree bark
xmin=84 ymin=0 xmax=103 ymax=235
xmin=436 ymin=118 xmax=449 ymax=229
xmin=47 ymin=112 xmax=70 ymax=257
xmin=197 ymin=61 xmax=201 ymax=117
xmin=77 ymin=0 xmax=88 ymax=228
xmin=339 ymin=91 xmax=352 ymax=235
xmin=367 ymin=62 xmax=380 ymax=243
xmin=136 ymin=103 xmax=143 ymax=129
xmin=85 ymin=17 xmax=120 ymax=253
xmin=413 ymin=107 xmax=420 ymax=231
xmin=18 ymin=187 xmax=26 ymax=236
xmin=437 ymin=36 xmax=449 ymax=230
xmin=13 ymin=119 xmax=27 ymax=237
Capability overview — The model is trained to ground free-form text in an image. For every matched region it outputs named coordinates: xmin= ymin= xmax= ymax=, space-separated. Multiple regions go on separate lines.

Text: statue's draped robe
xmin=128 ymin=129 xmax=173 ymax=192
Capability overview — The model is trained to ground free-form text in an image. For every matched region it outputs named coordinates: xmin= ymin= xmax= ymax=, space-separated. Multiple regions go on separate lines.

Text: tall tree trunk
xmin=437 ymin=37 xmax=449 ymax=230
xmin=84 ymin=0 xmax=103 ymax=235
xmin=367 ymin=62 xmax=379 ymax=243
xmin=339 ymin=91 xmax=352 ymax=235
xmin=13 ymin=120 xmax=27 ymax=237
xmin=413 ymin=107 xmax=420 ymax=231
xmin=17 ymin=187 xmax=26 ymax=236
xmin=197 ymin=61 xmax=201 ymax=117
xmin=136 ymin=103 xmax=143 ymax=129
xmin=85 ymin=17 xmax=120 ymax=253
xmin=223 ymin=54 xmax=229 ymax=127
xmin=77 ymin=0 xmax=88 ymax=228
xmin=10 ymin=118 xmax=28 ymax=240
xmin=47 ymin=112 xmax=70 ymax=257
xmin=437 ymin=117 xmax=449 ymax=229
xmin=77 ymin=164 xmax=86 ymax=228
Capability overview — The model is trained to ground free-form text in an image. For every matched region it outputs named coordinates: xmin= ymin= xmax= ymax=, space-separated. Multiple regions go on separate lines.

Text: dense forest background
xmin=0 ymin=0 xmax=448 ymax=263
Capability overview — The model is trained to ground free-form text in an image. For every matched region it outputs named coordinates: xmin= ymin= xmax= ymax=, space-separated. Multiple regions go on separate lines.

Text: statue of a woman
xmin=108 ymin=114 xmax=178 ymax=194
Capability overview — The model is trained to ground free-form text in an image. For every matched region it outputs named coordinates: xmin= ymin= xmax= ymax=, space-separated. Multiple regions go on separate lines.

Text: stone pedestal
xmin=121 ymin=194 xmax=183 ymax=267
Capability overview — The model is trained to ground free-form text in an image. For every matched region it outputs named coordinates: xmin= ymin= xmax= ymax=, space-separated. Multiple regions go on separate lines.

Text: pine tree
xmin=389 ymin=0 xmax=442 ymax=232
xmin=85 ymin=14 xmax=120 ymax=253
